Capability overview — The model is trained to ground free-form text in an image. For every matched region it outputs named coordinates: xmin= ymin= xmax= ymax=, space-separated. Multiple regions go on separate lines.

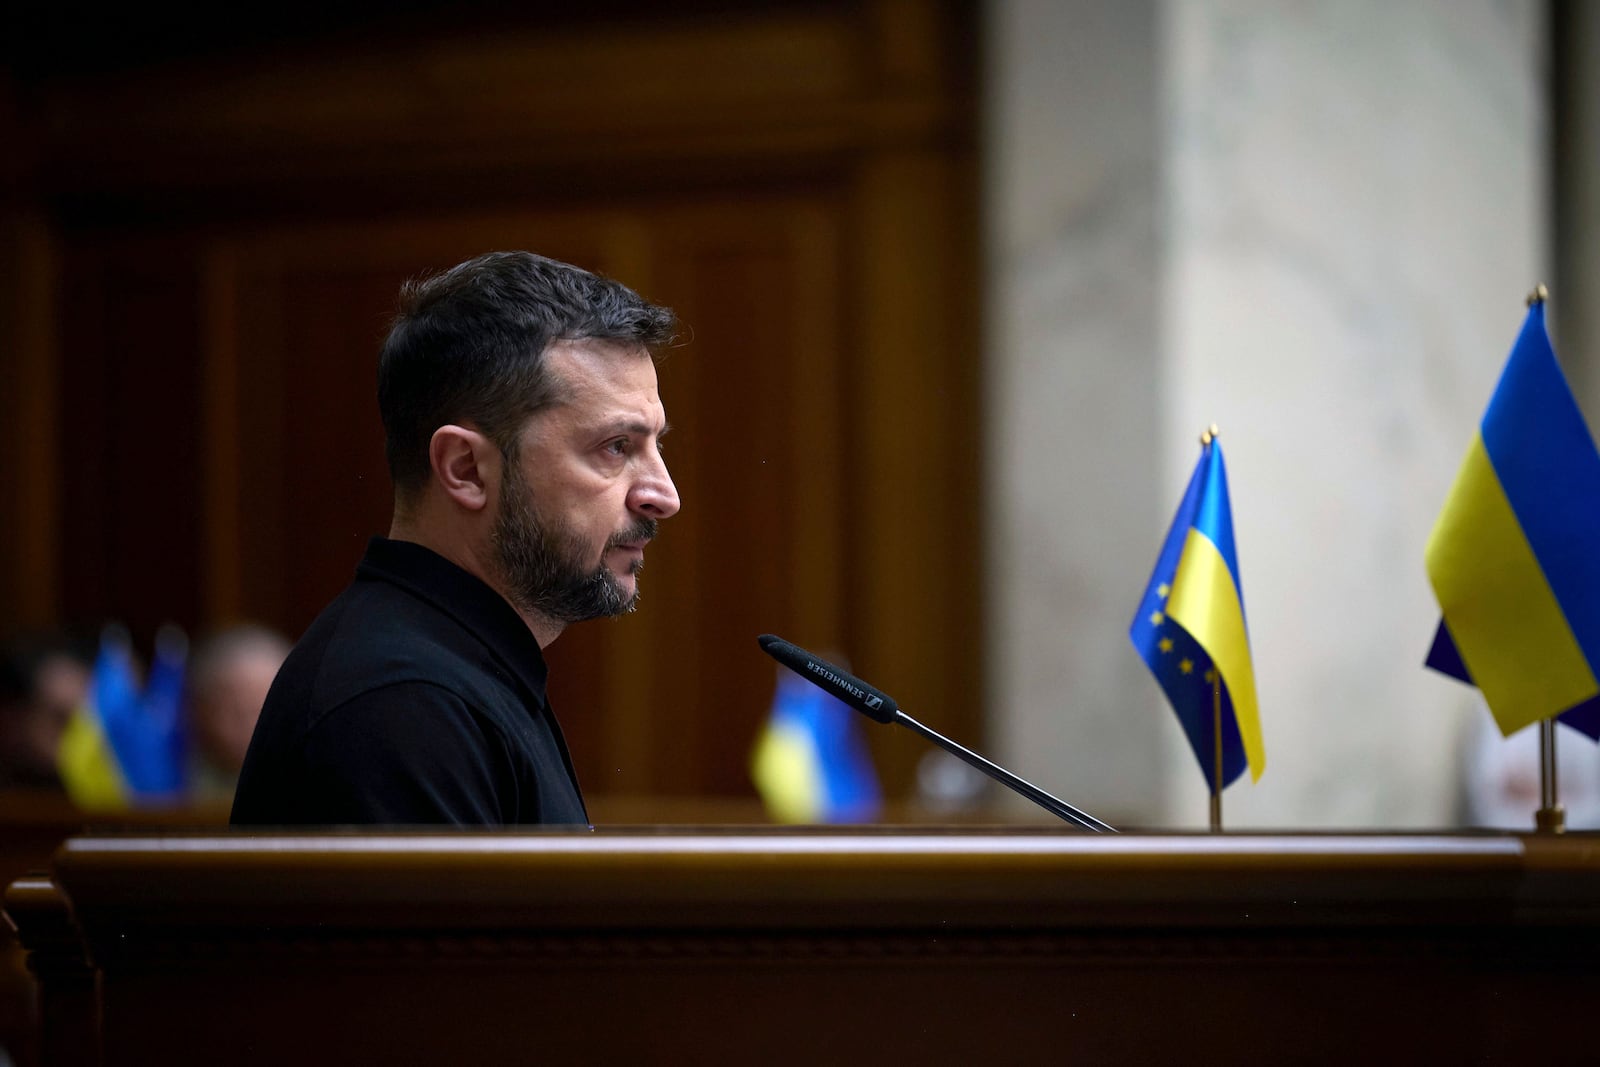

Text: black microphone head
xmin=756 ymin=634 xmax=899 ymax=724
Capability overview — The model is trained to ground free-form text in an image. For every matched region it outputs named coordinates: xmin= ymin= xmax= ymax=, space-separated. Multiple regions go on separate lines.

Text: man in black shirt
xmin=231 ymin=252 xmax=681 ymax=826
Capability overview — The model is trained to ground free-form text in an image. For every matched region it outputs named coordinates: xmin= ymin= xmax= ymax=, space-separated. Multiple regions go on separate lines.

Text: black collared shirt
xmin=230 ymin=538 xmax=589 ymax=827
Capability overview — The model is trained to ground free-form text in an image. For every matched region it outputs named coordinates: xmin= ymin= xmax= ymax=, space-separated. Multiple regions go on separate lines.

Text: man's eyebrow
xmin=599 ymin=418 xmax=670 ymax=438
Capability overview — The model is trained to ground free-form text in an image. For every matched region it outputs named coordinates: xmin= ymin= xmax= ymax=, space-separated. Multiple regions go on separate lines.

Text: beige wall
xmin=985 ymin=0 xmax=1558 ymax=829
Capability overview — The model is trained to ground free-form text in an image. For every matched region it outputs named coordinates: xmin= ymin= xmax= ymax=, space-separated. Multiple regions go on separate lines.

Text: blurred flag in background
xmin=751 ymin=661 xmax=882 ymax=823
xmin=118 ymin=624 xmax=190 ymax=798
xmin=57 ymin=623 xmax=190 ymax=808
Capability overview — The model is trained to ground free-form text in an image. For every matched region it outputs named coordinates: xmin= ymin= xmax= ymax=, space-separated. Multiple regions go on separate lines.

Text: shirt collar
xmin=354 ymin=537 xmax=549 ymax=701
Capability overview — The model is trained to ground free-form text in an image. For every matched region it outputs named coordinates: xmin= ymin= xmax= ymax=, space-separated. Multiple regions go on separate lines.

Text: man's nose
xmin=630 ymin=452 xmax=681 ymax=519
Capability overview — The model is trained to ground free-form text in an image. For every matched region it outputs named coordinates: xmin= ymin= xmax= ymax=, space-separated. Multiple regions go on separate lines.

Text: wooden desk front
xmin=7 ymin=830 xmax=1600 ymax=1065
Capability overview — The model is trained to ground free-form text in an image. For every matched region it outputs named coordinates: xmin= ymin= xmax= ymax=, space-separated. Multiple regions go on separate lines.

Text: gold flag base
xmin=1536 ymin=805 xmax=1566 ymax=834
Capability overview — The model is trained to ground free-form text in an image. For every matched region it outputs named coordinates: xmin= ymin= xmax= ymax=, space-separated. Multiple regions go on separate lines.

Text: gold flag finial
xmin=1527 ymin=284 xmax=1549 ymax=307
xmin=1200 ymin=424 xmax=1220 ymax=447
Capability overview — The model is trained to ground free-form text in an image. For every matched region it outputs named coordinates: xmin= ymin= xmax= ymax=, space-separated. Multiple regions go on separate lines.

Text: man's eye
xmin=604 ymin=439 xmax=628 ymax=456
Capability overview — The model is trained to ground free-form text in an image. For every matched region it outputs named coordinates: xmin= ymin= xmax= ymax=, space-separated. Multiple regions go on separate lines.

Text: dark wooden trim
xmin=6 ymin=831 xmax=1600 ymax=1064
xmin=0 ymin=211 xmax=61 ymax=626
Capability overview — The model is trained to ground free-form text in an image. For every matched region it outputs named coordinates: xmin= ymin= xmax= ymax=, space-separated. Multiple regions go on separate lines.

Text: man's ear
xmin=429 ymin=425 xmax=498 ymax=512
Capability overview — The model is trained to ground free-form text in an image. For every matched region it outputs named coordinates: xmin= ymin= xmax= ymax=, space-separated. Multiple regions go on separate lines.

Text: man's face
xmin=491 ymin=339 xmax=680 ymax=625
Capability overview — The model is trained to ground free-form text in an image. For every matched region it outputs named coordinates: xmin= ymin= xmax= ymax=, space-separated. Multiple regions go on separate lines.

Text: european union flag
xmin=124 ymin=624 xmax=190 ymax=798
xmin=1129 ymin=435 xmax=1264 ymax=789
xmin=1425 ymin=294 xmax=1600 ymax=740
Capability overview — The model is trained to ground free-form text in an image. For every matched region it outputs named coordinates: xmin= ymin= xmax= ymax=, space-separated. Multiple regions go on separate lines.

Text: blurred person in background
xmin=185 ymin=623 xmax=291 ymax=804
xmin=0 ymin=631 xmax=93 ymax=791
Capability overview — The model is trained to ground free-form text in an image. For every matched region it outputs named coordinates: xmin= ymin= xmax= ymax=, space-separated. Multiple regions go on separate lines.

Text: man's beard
xmin=491 ymin=467 xmax=658 ymax=625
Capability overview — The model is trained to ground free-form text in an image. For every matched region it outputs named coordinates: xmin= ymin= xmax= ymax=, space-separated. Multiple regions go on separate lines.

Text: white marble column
xmin=985 ymin=0 xmax=1547 ymax=828
xmin=1556 ymin=0 xmax=1600 ymax=405
xmin=984 ymin=0 xmax=1169 ymax=824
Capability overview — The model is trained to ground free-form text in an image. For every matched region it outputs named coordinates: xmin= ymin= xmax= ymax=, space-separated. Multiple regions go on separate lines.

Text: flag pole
xmin=1199 ymin=424 xmax=1224 ymax=833
xmin=1516 ymin=285 xmax=1567 ymax=835
xmin=1536 ymin=719 xmax=1565 ymax=833
xmin=1210 ymin=673 xmax=1223 ymax=832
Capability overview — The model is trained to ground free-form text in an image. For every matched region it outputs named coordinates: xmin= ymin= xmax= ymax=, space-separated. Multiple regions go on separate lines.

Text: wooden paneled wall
xmin=0 ymin=1 xmax=981 ymax=805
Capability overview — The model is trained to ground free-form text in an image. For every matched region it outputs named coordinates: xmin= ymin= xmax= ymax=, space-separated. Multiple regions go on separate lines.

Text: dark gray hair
xmin=377 ymin=251 xmax=678 ymax=494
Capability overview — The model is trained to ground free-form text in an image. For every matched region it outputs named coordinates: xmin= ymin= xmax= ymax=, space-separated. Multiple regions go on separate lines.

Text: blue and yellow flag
xmin=57 ymin=628 xmax=138 ymax=811
xmin=118 ymin=624 xmax=189 ymax=799
xmin=1130 ymin=436 xmax=1264 ymax=788
xmin=750 ymin=664 xmax=882 ymax=824
xmin=57 ymin=623 xmax=194 ymax=808
xmin=1425 ymin=296 xmax=1600 ymax=740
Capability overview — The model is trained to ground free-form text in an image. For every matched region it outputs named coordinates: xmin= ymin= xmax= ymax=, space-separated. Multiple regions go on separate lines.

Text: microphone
xmin=756 ymin=634 xmax=1116 ymax=833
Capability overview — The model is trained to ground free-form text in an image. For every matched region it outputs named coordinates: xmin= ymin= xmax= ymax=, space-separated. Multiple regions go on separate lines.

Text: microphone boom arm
xmin=756 ymin=633 xmax=1115 ymax=833
xmin=893 ymin=709 xmax=1116 ymax=833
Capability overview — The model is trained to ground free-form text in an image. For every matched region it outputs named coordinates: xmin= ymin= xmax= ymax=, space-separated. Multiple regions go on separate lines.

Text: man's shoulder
xmin=269 ymin=578 xmax=521 ymax=730
xmin=316 ymin=576 xmax=486 ymax=675
xmin=233 ymin=676 xmax=514 ymax=826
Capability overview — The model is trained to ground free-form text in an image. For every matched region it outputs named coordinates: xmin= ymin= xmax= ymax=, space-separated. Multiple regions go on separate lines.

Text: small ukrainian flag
xmin=750 ymin=661 xmax=882 ymax=823
xmin=1129 ymin=433 xmax=1264 ymax=789
xmin=1426 ymin=291 xmax=1600 ymax=739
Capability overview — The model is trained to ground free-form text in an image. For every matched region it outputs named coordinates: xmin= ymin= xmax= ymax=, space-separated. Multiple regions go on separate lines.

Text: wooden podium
xmin=6 ymin=829 xmax=1600 ymax=1065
